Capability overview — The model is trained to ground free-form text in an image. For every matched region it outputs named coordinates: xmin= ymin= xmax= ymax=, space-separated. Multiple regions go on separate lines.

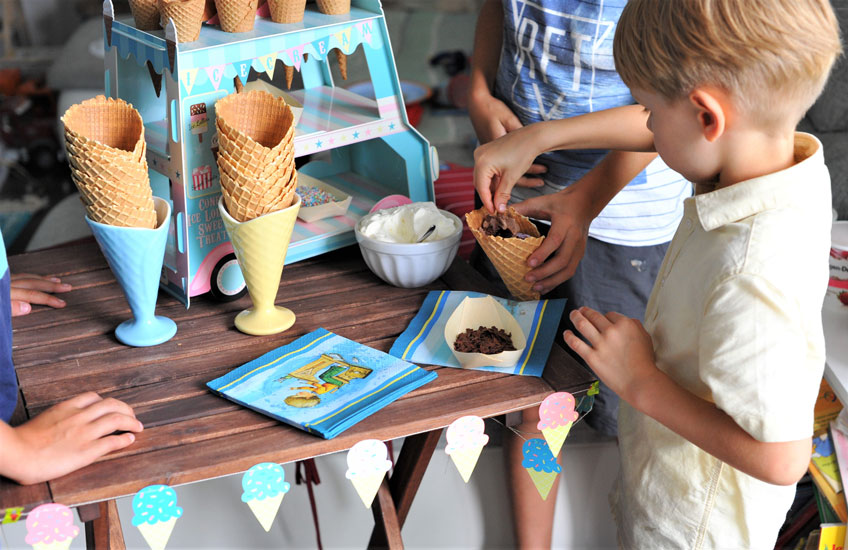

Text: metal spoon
xmin=416 ymin=225 xmax=436 ymax=243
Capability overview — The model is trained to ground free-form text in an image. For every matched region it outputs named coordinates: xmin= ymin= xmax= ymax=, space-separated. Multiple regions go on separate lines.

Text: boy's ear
xmin=689 ymin=88 xmax=726 ymax=143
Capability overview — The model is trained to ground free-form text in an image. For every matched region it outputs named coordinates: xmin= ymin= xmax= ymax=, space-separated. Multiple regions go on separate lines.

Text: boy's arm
xmin=473 ymin=105 xmax=656 ymax=213
xmin=0 ymin=392 xmax=143 ymax=485
xmin=514 ymin=149 xmax=659 ymax=293
xmin=565 ymin=307 xmax=811 ymax=486
xmin=468 ymin=0 xmax=546 ymax=186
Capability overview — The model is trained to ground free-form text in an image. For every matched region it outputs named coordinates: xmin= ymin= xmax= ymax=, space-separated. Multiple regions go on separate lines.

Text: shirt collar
xmin=692 ymin=132 xmax=824 ymax=232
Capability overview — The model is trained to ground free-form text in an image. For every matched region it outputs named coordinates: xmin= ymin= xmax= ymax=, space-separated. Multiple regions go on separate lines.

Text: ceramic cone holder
xmin=85 ymin=197 xmax=177 ymax=346
xmin=218 ymin=194 xmax=300 ymax=335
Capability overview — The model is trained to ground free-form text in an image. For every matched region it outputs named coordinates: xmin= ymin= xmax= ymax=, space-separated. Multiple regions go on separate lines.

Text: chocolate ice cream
xmin=454 ymin=326 xmax=517 ymax=354
xmin=481 ymin=212 xmax=530 ymax=239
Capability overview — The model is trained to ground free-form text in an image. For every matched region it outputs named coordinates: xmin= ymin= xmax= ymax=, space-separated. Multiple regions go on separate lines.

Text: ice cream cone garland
xmin=346 ymin=439 xmax=392 ymax=508
xmin=537 ymin=392 xmax=579 ymax=456
xmin=132 ymin=485 xmax=183 ymax=550
xmin=523 ymin=438 xmax=561 ymax=500
xmin=25 ymin=504 xmax=79 ymax=550
xmin=242 ymin=463 xmax=290 ymax=531
xmin=335 ymin=49 xmax=347 ymax=80
xmin=466 ymin=207 xmax=544 ymax=301
xmin=285 ymin=64 xmax=295 ymax=89
xmin=445 ymin=415 xmax=489 ymax=482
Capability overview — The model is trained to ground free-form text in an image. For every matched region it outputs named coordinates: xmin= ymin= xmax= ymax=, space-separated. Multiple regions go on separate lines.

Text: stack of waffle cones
xmin=215 ymin=90 xmax=297 ymax=222
xmin=214 ymin=0 xmax=258 ymax=32
xmin=466 ymin=207 xmax=544 ymax=301
xmin=129 ymin=0 xmax=160 ymax=30
xmin=62 ymin=96 xmax=157 ymax=229
xmin=268 ymin=0 xmax=306 ymax=23
xmin=158 ymin=0 xmax=205 ymax=42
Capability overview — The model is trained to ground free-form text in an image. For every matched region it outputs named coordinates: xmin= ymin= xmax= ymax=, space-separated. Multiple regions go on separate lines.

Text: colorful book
xmin=817 ymin=523 xmax=846 ymax=550
xmin=207 ymin=328 xmax=438 ymax=439
xmin=815 ymin=379 xmax=844 ymax=436
xmin=832 ymin=422 xmax=848 ymax=515
xmin=810 ymin=459 xmax=848 ymax=523
xmin=813 ymin=431 xmax=843 ymax=494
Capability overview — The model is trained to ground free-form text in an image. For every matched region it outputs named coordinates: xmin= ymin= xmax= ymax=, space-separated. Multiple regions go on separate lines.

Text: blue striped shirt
xmin=0 ymin=232 xmax=15 ymax=423
xmin=494 ymin=0 xmax=692 ymax=245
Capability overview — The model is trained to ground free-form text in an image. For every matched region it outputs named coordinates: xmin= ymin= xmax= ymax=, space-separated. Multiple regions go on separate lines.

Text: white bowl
xmin=354 ymin=209 xmax=462 ymax=288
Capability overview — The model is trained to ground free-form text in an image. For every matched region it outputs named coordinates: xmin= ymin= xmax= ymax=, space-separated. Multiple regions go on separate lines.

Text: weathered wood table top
xmin=0 ymin=240 xmax=594 ymax=544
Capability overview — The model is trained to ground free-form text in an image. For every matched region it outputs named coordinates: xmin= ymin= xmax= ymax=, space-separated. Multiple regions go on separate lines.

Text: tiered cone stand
xmin=466 ymin=207 xmax=544 ymax=301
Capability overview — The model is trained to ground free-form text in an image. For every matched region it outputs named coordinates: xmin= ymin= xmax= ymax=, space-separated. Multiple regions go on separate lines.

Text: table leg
xmin=83 ymin=500 xmax=125 ymax=550
xmin=368 ymin=429 xmax=443 ymax=549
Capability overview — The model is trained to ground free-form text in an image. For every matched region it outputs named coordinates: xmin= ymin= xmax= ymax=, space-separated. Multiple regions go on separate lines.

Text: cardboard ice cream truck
xmin=102 ymin=0 xmax=437 ymax=307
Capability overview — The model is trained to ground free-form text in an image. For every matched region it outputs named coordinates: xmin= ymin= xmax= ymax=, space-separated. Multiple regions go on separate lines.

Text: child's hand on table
xmin=473 ymin=125 xmax=547 ymax=214
xmin=563 ymin=306 xmax=658 ymax=403
xmin=10 ymin=273 xmax=72 ymax=317
xmin=0 ymin=392 xmax=143 ymax=485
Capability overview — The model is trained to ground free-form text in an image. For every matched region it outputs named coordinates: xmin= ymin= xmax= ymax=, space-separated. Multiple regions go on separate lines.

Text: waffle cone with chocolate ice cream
xmin=466 ymin=207 xmax=544 ymax=301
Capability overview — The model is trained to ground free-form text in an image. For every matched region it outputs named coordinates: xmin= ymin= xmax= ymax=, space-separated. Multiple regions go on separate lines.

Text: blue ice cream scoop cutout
xmin=131 ymin=485 xmax=183 ymax=526
xmin=521 ymin=438 xmax=562 ymax=473
xmin=241 ymin=463 xmax=290 ymax=502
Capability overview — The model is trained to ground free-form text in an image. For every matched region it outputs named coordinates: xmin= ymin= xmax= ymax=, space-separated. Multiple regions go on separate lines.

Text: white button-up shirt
xmin=612 ymin=133 xmax=832 ymax=549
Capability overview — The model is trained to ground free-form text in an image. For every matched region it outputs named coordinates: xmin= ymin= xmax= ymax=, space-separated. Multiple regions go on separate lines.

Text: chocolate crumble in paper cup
xmin=445 ymin=296 xmax=526 ymax=369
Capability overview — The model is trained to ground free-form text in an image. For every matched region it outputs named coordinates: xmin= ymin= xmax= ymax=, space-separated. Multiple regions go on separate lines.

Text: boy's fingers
xmin=514 ymin=176 xmax=545 ymax=188
xmin=569 ymin=309 xmax=601 ymax=343
xmin=606 ymin=311 xmax=628 ymax=323
xmin=524 ymin=163 xmax=547 ymax=175
xmin=580 ymin=307 xmax=613 ymax=330
xmin=64 ymin=392 xmax=104 ymax=410
xmin=87 ymin=413 xmax=144 ymax=440
xmin=10 ymin=300 xmax=31 ymax=316
xmin=12 ymin=279 xmax=72 ymax=293
xmin=86 ymin=432 xmax=137 ymax=461
xmin=78 ymin=397 xmax=137 ymax=424
xmin=10 ymin=288 xmax=67 ymax=309
xmin=563 ymin=329 xmax=592 ymax=361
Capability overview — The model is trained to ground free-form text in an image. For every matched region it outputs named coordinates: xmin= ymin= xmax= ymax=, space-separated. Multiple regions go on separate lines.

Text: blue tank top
xmin=494 ymin=0 xmax=692 ymax=246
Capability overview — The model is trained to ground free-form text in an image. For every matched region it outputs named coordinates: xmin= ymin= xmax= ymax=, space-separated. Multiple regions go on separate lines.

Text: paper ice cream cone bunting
xmin=335 ymin=49 xmax=347 ymax=80
xmin=346 ymin=439 xmax=392 ymax=508
xmin=445 ymin=415 xmax=489 ymax=482
xmin=522 ymin=438 xmax=561 ymax=500
xmin=132 ymin=485 xmax=183 ymax=550
xmin=537 ymin=392 xmax=579 ymax=456
xmin=25 ymin=503 xmax=79 ymax=550
xmin=242 ymin=462 xmax=290 ymax=531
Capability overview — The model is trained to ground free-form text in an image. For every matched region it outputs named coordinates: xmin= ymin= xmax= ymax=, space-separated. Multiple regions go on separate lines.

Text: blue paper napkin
xmin=390 ymin=291 xmax=566 ymax=377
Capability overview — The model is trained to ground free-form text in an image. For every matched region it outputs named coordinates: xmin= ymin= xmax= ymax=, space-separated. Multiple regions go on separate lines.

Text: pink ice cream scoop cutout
xmin=537 ymin=392 xmax=578 ymax=430
xmin=536 ymin=392 xmax=578 ymax=457
xmin=25 ymin=503 xmax=80 ymax=546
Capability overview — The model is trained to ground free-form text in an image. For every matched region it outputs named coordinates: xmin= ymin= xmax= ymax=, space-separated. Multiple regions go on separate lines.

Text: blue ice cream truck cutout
xmin=102 ymin=0 xmax=437 ymax=307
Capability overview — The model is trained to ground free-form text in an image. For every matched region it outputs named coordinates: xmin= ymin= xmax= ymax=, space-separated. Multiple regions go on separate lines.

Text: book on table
xmin=207 ymin=328 xmax=438 ymax=439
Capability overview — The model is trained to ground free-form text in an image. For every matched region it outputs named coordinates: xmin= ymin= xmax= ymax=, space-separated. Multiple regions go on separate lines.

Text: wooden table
xmin=0 ymin=240 xmax=594 ymax=548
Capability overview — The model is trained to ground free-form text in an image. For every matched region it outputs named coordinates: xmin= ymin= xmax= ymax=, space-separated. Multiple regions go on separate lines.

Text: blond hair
xmin=613 ymin=0 xmax=843 ymax=127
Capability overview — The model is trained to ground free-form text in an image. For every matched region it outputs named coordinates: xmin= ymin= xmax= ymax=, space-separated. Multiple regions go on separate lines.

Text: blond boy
xmin=473 ymin=0 xmax=842 ymax=546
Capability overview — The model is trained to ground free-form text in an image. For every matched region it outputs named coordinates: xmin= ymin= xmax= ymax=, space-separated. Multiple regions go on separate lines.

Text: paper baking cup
xmin=444 ymin=296 xmax=526 ymax=369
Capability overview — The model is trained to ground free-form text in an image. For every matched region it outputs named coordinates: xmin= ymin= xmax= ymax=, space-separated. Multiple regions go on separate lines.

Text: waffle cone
xmin=466 ymin=207 xmax=543 ymax=301
xmin=214 ymin=0 xmax=256 ymax=32
xmin=335 ymin=49 xmax=347 ymax=80
xmin=268 ymin=0 xmax=305 ymax=23
xmin=72 ymin=171 xmax=156 ymax=228
xmin=216 ymin=117 xmax=294 ymax=168
xmin=218 ymin=161 xmax=295 ymax=221
xmin=214 ymin=90 xmax=294 ymax=154
xmin=316 ymin=0 xmax=349 ymax=15
xmin=129 ymin=0 xmax=161 ymax=29
xmin=159 ymin=0 xmax=205 ymax=42
xmin=284 ymin=64 xmax=294 ymax=89
xmin=62 ymin=96 xmax=145 ymax=161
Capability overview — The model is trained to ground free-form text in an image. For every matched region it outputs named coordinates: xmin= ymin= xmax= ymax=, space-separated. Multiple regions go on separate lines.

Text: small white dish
xmin=295 ymin=173 xmax=352 ymax=223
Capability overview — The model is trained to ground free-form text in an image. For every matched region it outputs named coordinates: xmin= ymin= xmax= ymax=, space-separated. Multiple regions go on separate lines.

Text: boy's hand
xmin=512 ymin=190 xmax=593 ymax=293
xmin=563 ymin=307 xmax=657 ymax=402
xmin=468 ymin=94 xmax=547 ymax=213
xmin=473 ymin=126 xmax=547 ymax=213
xmin=4 ymin=392 xmax=143 ymax=485
xmin=10 ymin=273 xmax=72 ymax=316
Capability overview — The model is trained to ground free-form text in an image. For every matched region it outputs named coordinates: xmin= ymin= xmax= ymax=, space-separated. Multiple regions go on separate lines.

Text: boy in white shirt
xmin=473 ymin=0 xmax=842 ymax=546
